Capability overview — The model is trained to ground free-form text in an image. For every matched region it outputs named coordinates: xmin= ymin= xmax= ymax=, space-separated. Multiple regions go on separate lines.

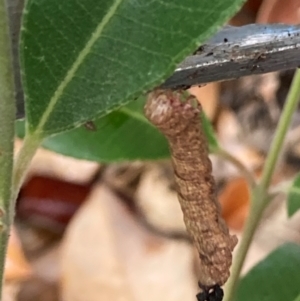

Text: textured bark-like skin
xmin=144 ymin=90 xmax=237 ymax=288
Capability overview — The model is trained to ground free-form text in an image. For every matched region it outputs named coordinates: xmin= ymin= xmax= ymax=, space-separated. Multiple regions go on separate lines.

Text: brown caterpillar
xmin=144 ymin=90 xmax=237 ymax=294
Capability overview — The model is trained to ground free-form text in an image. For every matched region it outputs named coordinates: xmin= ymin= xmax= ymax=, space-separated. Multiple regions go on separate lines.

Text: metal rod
xmin=162 ymin=24 xmax=300 ymax=89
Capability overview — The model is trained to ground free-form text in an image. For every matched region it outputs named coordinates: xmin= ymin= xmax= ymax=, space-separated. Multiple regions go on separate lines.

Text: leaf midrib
xmin=34 ymin=0 xmax=123 ymax=135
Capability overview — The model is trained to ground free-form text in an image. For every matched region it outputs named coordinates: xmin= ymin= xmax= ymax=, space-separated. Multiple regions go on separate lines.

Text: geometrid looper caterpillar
xmin=144 ymin=90 xmax=237 ymax=301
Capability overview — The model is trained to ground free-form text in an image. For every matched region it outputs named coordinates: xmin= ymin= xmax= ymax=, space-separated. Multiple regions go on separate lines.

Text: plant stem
xmin=223 ymin=189 xmax=267 ymax=301
xmin=260 ymin=70 xmax=300 ymax=190
xmin=224 ymin=68 xmax=300 ymax=301
xmin=215 ymin=148 xmax=256 ymax=188
xmin=0 ymin=0 xmax=17 ymax=294
xmin=11 ymin=134 xmax=42 ymax=218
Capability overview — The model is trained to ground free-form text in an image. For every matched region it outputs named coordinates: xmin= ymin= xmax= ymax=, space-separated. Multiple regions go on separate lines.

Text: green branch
xmin=11 ymin=134 xmax=42 ymax=216
xmin=224 ymin=69 xmax=300 ymax=301
xmin=260 ymin=70 xmax=300 ymax=190
xmin=0 ymin=0 xmax=17 ymax=293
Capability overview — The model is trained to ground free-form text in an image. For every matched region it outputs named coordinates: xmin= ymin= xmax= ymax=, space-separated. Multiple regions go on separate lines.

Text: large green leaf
xmin=16 ymin=96 xmax=219 ymax=162
xmin=287 ymin=174 xmax=300 ymax=217
xmin=293 ymin=295 xmax=300 ymax=301
xmin=42 ymin=97 xmax=170 ymax=162
xmin=21 ymin=0 xmax=245 ymax=137
xmin=235 ymin=243 xmax=300 ymax=301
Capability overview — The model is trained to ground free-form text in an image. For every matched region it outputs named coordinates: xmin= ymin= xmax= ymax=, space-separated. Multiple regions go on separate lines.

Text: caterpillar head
xmin=145 ymin=90 xmax=201 ymax=136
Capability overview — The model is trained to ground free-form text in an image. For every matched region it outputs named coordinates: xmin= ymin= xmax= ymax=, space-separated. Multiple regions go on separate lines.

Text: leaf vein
xmin=34 ymin=0 xmax=124 ymax=134
xmin=115 ymin=13 xmax=193 ymax=40
xmin=102 ymin=34 xmax=171 ymax=59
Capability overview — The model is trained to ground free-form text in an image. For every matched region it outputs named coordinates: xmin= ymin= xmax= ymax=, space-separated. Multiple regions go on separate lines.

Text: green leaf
xmin=235 ymin=243 xmax=300 ymax=301
xmin=21 ymin=0 xmax=246 ymax=137
xmin=201 ymin=111 xmax=219 ymax=151
xmin=16 ymin=95 xmax=219 ymax=162
xmin=17 ymin=98 xmax=170 ymax=162
xmin=293 ymin=295 xmax=300 ymax=301
xmin=44 ymin=102 xmax=171 ymax=162
xmin=287 ymin=174 xmax=300 ymax=217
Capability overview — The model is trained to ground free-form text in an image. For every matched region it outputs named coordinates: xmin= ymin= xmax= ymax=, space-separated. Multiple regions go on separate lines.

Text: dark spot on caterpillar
xmin=196 ymin=284 xmax=224 ymax=301
xmin=204 ymin=175 xmax=211 ymax=182
xmin=84 ymin=121 xmax=97 ymax=131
